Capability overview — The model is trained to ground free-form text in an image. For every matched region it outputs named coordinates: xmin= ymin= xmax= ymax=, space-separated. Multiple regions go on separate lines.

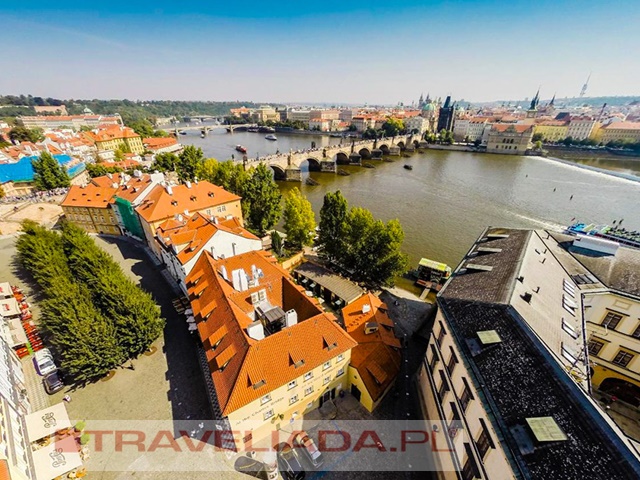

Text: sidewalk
xmin=21 ymin=356 xmax=50 ymax=412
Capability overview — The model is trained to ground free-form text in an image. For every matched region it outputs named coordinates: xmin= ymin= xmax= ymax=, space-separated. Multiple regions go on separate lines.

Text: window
xmin=461 ymin=443 xmax=478 ymax=480
xmin=459 ymin=378 xmax=474 ymax=412
xmin=476 ymin=419 xmax=495 ymax=459
xmin=304 ymin=372 xmax=314 ymax=381
xmin=260 ymin=394 xmax=271 ymax=405
xmin=336 ymin=367 xmax=345 ymax=378
xmin=323 ymin=376 xmax=331 ymax=385
xmin=602 ymin=312 xmax=623 ymax=330
xmin=588 ymin=339 xmax=605 ymax=356
xmin=613 ymin=350 xmax=634 ymax=368
xmin=322 ymin=361 xmax=331 ymax=371
xmin=633 ymin=324 xmax=640 ymax=339
xmin=437 ymin=370 xmax=450 ymax=403
xmin=561 ymin=343 xmax=578 ymax=364
xmin=263 ymin=409 xmax=274 ymax=421
xmin=337 ymin=354 xmax=344 ymax=362
xmin=436 ymin=321 xmax=446 ymax=346
xmin=306 ymin=402 xmax=313 ymax=410
xmin=243 ymin=433 xmax=253 ymax=444
xmin=562 ymin=318 xmax=579 ymax=340
xmin=288 ymin=380 xmax=297 ymax=390
xmin=289 ymin=395 xmax=298 ymax=405
xmin=304 ymin=386 xmax=314 ymax=396
xmin=448 ymin=402 xmax=461 ymax=438
xmin=446 ymin=347 xmax=458 ymax=375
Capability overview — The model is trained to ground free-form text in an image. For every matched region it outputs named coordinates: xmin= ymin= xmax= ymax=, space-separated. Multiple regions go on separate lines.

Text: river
xmin=182 ymin=127 xmax=640 ymax=274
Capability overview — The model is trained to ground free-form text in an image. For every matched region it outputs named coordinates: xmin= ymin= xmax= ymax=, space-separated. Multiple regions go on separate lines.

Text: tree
xmin=362 ymin=128 xmax=379 ymax=139
xmin=439 ymin=129 xmax=454 ymax=145
xmin=532 ymin=133 xmax=544 ymax=142
xmin=31 ymin=151 xmax=70 ymax=190
xmin=176 ymin=145 xmax=204 ymax=182
xmin=563 ymin=136 xmax=574 ymax=146
xmin=283 ymin=188 xmax=316 ymax=250
xmin=347 ymin=124 xmax=357 ymax=132
xmin=152 ymin=152 xmax=178 ymax=172
xmin=0 ymin=185 xmax=4 ymax=199
xmin=424 ymin=132 xmax=437 ymax=144
xmin=86 ymin=163 xmax=123 ymax=178
xmin=243 ymin=163 xmax=282 ymax=235
xmin=271 ymin=231 xmax=284 ymax=257
xmin=317 ymin=190 xmax=348 ymax=263
xmin=9 ymin=126 xmax=44 ymax=143
xmin=198 ymin=158 xmax=249 ymax=196
xmin=381 ymin=118 xmax=405 ymax=137
xmin=128 ymin=119 xmax=155 ymax=138
xmin=114 ymin=148 xmax=125 ymax=162
xmin=535 ymin=140 xmax=543 ymax=150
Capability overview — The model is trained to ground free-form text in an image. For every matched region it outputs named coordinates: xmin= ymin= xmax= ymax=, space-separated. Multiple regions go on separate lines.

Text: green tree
xmin=563 ymin=136 xmax=574 ymax=146
xmin=283 ymin=188 xmax=316 ymax=250
xmin=532 ymin=133 xmax=544 ymax=142
xmin=381 ymin=118 xmax=405 ymax=137
xmin=347 ymin=124 xmax=357 ymax=132
xmin=362 ymin=128 xmax=379 ymax=139
xmin=317 ymin=190 xmax=348 ymax=263
xmin=198 ymin=158 xmax=249 ymax=196
xmin=176 ymin=145 xmax=204 ymax=182
xmin=271 ymin=230 xmax=284 ymax=257
xmin=31 ymin=151 xmax=70 ymax=190
xmin=152 ymin=152 xmax=178 ymax=172
xmin=243 ymin=163 xmax=282 ymax=235
xmin=86 ymin=163 xmax=123 ymax=178
xmin=114 ymin=148 xmax=125 ymax=162
xmin=9 ymin=126 xmax=44 ymax=143
xmin=128 ymin=119 xmax=155 ymax=138
xmin=535 ymin=140 xmax=543 ymax=150
xmin=0 ymin=185 xmax=4 ymax=199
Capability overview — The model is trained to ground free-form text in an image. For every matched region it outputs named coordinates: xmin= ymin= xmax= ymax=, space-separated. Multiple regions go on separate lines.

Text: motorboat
xmin=265 ymin=134 xmax=277 ymax=141
xmin=404 ymin=164 xmax=413 ymax=170
xmin=235 ymin=145 xmax=247 ymax=153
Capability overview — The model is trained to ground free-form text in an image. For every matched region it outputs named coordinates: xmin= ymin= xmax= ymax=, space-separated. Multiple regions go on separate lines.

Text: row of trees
xmin=317 ymin=191 xmax=408 ymax=287
xmin=361 ymin=118 xmax=408 ymax=140
xmin=16 ymin=222 xmax=164 ymax=383
xmin=424 ymin=129 xmax=454 ymax=145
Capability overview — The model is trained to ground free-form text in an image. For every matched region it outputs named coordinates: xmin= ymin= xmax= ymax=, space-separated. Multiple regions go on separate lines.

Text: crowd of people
xmin=0 ymin=187 xmax=69 ymax=205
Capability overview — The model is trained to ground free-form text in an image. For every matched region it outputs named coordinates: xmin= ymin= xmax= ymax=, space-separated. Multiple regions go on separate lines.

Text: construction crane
xmin=579 ymin=73 xmax=591 ymax=98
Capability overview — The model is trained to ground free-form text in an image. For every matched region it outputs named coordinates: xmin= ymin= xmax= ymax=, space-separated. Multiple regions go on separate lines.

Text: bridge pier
xmin=285 ymin=167 xmax=302 ymax=182
xmin=389 ymin=146 xmax=401 ymax=156
xmin=320 ymin=161 xmax=337 ymax=173
xmin=349 ymin=153 xmax=361 ymax=165
xmin=371 ymin=149 xmax=383 ymax=159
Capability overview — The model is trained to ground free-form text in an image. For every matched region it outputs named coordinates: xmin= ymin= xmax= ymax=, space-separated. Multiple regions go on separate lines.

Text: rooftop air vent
xmin=521 ymin=292 xmax=532 ymax=303
xmin=364 ymin=322 xmax=379 ymax=334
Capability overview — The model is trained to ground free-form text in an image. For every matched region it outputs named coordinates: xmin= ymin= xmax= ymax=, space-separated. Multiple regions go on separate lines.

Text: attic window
xmin=526 ymin=417 xmax=568 ymax=443
xmin=253 ymin=380 xmax=267 ymax=390
xmin=322 ymin=336 xmax=338 ymax=351
xmin=171 ymin=200 xmax=178 ymax=206
xmin=477 ymin=330 xmax=502 ymax=345
xmin=190 ymin=195 xmax=196 ymax=201
xmin=208 ymin=191 xmax=215 ymax=197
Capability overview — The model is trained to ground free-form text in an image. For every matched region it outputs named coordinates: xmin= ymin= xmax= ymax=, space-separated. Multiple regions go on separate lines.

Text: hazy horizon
xmin=3 ymin=1 xmax=639 ymax=104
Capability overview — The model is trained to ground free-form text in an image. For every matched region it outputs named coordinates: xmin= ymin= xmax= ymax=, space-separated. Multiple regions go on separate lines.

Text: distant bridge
xmin=243 ymin=134 xmax=427 ymax=181
xmin=160 ymin=124 xmax=257 ymax=135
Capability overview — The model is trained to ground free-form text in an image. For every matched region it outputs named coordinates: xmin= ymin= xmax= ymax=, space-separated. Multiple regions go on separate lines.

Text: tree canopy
xmin=151 ymin=152 xmax=178 ymax=173
xmin=9 ymin=126 xmax=44 ymax=143
xmin=243 ymin=163 xmax=282 ymax=235
xmin=381 ymin=118 xmax=406 ymax=137
xmin=85 ymin=163 xmax=124 ymax=178
xmin=283 ymin=187 xmax=316 ymax=250
xmin=198 ymin=158 xmax=249 ymax=196
xmin=176 ymin=145 xmax=204 ymax=182
xmin=31 ymin=151 xmax=70 ymax=190
xmin=317 ymin=191 xmax=408 ymax=287
xmin=127 ymin=118 xmax=168 ymax=138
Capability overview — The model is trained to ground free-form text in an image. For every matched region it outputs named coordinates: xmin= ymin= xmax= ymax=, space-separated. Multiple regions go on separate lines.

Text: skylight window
xmin=526 ymin=417 xmax=568 ymax=442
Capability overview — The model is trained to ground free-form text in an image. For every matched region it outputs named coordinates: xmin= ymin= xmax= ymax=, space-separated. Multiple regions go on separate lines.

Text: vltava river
xmin=184 ymin=128 xmax=640 ymax=270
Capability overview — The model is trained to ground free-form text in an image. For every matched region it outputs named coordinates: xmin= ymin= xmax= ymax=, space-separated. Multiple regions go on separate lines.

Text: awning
xmin=0 ymin=297 xmax=21 ymax=318
xmin=32 ymin=435 xmax=82 ymax=480
xmin=7 ymin=317 xmax=28 ymax=346
xmin=25 ymin=403 xmax=72 ymax=442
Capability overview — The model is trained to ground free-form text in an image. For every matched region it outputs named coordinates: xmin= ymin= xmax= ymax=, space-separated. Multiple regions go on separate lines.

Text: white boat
xmin=265 ymin=134 xmax=277 ymax=141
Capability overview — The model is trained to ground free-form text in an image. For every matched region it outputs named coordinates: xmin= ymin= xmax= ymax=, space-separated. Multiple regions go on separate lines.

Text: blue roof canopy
xmin=0 ymin=154 xmax=75 ymax=183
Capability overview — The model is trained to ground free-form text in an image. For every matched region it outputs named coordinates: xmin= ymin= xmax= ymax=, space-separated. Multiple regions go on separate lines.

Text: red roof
xmin=61 ymin=184 xmax=117 ymax=208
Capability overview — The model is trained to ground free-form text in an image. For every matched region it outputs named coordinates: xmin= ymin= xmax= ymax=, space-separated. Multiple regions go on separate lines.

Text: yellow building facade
xmin=533 ymin=122 xmax=568 ymax=142
xmin=61 ymin=184 xmax=120 ymax=234
xmin=88 ymin=126 xmax=145 ymax=154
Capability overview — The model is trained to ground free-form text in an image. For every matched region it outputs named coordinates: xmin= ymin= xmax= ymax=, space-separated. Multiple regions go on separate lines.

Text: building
xmin=156 ymin=212 xmax=262 ymax=293
xmin=135 ymin=181 xmax=243 ymax=256
xmin=453 ymin=118 xmax=488 ymax=142
xmin=437 ymin=96 xmax=455 ymax=132
xmin=255 ymin=106 xmax=278 ymax=123
xmin=599 ymin=122 xmax=640 ymax=144
xmin=567 ymin=116 xmax=599 ymax=141
xmin=525 ymin=90 xmax=540 ymax=119
xmin=61 ymin=182 xmax=120 ymax=234
xmin=339 ymin=109 xmax=359 ymax=122
xmin=310 ymin=109 xmax=340 ymax=121
xmin=417 ymin=227 xmax=640 ymax=480
xmin=185 ymin=250 xmax=357 ymax=449
xmin=19 ymin=114 xmax=121 ymax=131
xmin=286 ymin=109 xmax=312 ymax=125
xmin=351 ymin=116 xmax=375 ymax=132
xmin=533 ymin=120 xmax=569 ymax=142
xmin=405 ymin=115 xmax=430 ymax=136
xmin=143 ymin=137 xmax=182 ymax=154
xmin=548 ymin=233 xmax=640 ymax=405
xmin=341 ymin=293 xmax=401 ymax=412
xmin=86 ymin=125 xmax=145 ymax=155
xmin=486 ymin=124 xmax=534 ymax=154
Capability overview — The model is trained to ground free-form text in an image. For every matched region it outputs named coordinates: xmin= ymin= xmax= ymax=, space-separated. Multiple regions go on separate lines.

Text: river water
xmin=183 ymin=127 xmax=640 ymax=273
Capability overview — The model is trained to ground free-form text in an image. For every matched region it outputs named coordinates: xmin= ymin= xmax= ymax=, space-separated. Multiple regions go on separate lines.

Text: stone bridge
xmin=244 ymin=134 xmax=426 ymax=181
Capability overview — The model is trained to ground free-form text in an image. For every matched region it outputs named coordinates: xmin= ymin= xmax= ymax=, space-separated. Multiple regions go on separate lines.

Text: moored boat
xmin=412 ymin=258 xmax=451 ymax=291
xmin=235 ymin=145 xmax=247 ymax=153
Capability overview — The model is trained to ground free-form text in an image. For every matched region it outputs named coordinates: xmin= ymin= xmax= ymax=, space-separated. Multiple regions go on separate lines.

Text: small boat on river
xmin=235 ymin=145 xmax=247 ymax=153
xmin=404 ymin=164 xmax=413 ymax=170
xmin=265 ymin=134 xmax=277 ymax=141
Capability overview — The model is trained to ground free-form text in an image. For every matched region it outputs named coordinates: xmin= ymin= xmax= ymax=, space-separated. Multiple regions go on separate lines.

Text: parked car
xmin=43 ymin=370 xmax=64 ymax=395
xmin=293 ymin=432 xmax=324 ymax=469
xmin=34 ymin=349 xmax=57 ymax=376
xmin=275 ymin=442 xmax=305 ymax=480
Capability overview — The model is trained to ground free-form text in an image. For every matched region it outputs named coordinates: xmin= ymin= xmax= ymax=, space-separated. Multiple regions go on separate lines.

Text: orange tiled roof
xmin=61 ymin=184 xmax=117 ymax=208
xmin=87 ymin=125 xmax=140 ymax=142
xmin=91 ymin=173 xmax=124 ymax=188
xmin=341 ymin=293 xmax=401 ymax=402
xmin=135 ymin=181 xmax=241 ymax=224
xmin=603 ymin=121 xmax=640 ymax=131
xmin=157 ymin=213 xmax=259 ymax=266
xmin=186 ymin=250 xmax=356 ymax=415
xmin=491 ymin=123 xmax=534 ymax=134
xmin=143 ymin=137 xmax=178 ymax=150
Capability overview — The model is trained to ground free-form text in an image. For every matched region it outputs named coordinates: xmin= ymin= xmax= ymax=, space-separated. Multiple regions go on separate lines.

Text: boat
xmin=247 ymin=127 xmax=259 ymax=133
xmin=265 ymin=134 xmax=277 ymax=141
xmin=200 ymin=133 xmax=205 ymax=138
xmin=235 ymin=145 xmax=247 ymax=153
xmin=404 ymin=165 xmax=413 ymax=170
xmin=566 ymin=222 xmax=640 ymax=250
xmin=412 ymin=258 xmax=452 ymax=291
xmin=258 ymin=126 xmax=276 ymax=133
xmin=179 ymin=131 xmax=187 ymax=135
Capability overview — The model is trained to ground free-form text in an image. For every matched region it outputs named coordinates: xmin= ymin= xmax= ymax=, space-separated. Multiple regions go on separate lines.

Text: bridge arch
xmin=335 ymin=152 xmax=350 ymax=165
xmin=379 ymin=144 xmax=390 ymax=155
xmin=300 ymin=157 xmax=322 ymax=172
xmin=413 ymin=140 xmax=421 ymax=148
xmin=269 ymin=164 xmax=287 ymax=180
xmin=358 ymin=147 xmax=372 ymax=159
xmin=396 ymin=141 xmax=406 ymax=150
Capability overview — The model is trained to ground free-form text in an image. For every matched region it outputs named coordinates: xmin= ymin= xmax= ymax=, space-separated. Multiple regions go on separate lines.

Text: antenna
xmin=579 ymin=73 xmax=591 ymax=98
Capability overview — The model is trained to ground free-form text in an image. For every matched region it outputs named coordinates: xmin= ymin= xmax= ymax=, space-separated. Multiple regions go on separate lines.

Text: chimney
xmin=285 ymin=310 xmax=298 ymax=328
xmin=362 ymin=304 xmax=371 ymax=314
xmin=186 ymin=181 xmax=192 ymax=189
xmin=165 ymin=184 xmax=173 ymax=195
xmin=247 ymin=321 xmax=265 ymax=341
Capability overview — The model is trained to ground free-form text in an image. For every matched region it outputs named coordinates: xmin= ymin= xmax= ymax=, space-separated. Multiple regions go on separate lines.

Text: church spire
xmin=549 ymin=93 xmax=556 ymax=106
xmin=529 ymin=88 xmax=540 ymax=110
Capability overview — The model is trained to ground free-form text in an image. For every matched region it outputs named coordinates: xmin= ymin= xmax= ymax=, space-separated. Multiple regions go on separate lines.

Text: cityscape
xmin=1 ymin=1 xmax=640 ymax=480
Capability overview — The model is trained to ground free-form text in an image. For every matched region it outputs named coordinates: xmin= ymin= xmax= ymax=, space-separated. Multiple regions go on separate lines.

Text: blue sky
xmin=3 ymin=1 xmax=639 ymax=104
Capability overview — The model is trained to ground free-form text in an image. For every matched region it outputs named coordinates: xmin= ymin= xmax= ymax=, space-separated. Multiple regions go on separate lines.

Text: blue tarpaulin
xmin=0 ymin=154 xmax=77 ymax=183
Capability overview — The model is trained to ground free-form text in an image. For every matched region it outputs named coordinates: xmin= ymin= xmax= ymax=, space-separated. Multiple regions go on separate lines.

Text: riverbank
xmin=539 ymin=155 xmax=640 ymax=183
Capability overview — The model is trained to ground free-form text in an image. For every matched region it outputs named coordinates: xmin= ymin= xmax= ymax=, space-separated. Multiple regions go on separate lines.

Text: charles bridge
xmin=243 ymin=133 xmax=427 ymax=181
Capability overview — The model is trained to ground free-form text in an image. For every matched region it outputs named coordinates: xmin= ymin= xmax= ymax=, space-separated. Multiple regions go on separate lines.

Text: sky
xmin=3 ymin=1 xmax=639 ymax=104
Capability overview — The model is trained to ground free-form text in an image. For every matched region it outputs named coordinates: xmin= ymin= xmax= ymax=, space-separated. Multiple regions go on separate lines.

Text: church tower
xmin=526 ymin=89 xmax=540 ymax=119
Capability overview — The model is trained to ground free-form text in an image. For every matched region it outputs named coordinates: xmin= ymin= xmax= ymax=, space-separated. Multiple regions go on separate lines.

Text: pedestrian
xmin=63 ymin=394 xmax=72 ymax=402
